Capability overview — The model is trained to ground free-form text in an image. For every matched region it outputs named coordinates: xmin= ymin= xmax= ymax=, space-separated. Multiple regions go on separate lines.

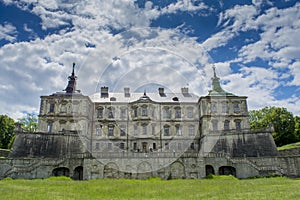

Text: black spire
xmin=64 ymin=62 xmax=77 ymax=94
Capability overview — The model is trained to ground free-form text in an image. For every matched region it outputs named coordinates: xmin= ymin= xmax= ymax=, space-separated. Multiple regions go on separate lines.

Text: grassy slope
xmin=278 ymin=142 xmax=300 ymax=150
xmin=0 ymin=176 xmax=299 ymax=200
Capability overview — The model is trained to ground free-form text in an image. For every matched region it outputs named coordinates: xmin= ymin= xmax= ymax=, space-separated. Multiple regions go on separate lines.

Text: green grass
xmin=278 ymin=141 xmax=300 ymax=150
xmin=0 ymin=176 xmax=299 ymax=200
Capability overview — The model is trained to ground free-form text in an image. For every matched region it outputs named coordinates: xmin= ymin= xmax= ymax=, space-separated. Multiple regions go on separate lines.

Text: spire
xmin=208 ymin=65 xmax=235 ymax=96
xmin=64 ymin=62 xmax=78 ymax=94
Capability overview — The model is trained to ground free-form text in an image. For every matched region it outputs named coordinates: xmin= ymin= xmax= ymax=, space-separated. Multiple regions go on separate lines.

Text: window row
xmin=211 ymin=119 xmax=242 ymax=131
xmin=94 ymin=141 xmax=197 ymax=152
xmin=96 ymin=106 xmax=195 ymax=119
xmin=210 ymin=102 xmax=241 ymax=113
xmin=95 ymin=124 xmax=196 ymax=137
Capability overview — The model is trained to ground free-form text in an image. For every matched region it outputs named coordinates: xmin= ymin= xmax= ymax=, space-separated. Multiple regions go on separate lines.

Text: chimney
xmin=181 ymin=87 xmax=189 ymax=94
xmin=124 ymin=87 xmax=130 ymax=97
xmin=158 ymin=87 xmax=165 ymax=97
xmin=101 ymin=86 xmax=109 ymax=98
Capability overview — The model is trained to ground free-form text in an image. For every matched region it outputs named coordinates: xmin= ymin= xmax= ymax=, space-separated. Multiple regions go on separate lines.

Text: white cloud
xmin=289 ymin=62 xmax=300 ymax=86
xmin=0 ymin=22 xmax=17 ymax=42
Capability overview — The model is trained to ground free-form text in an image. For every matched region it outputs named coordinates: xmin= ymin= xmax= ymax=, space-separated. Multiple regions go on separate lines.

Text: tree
xmin=18 ymin=113 xmax=38 ymax=132
xmin=294 ymin=116 xmax=300 ymax=141
xmin=0 ymin=115 xmax=15 ymax=149
xmin=249 ymin=107 xmax=297 ymax=147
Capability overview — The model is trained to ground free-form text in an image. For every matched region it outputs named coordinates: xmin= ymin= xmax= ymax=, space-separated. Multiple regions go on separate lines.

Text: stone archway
xmin=219 ymin=166 xmax=236 ymax=176
xmin=103 ymin=162 xmax=119 ymax=179
xmin=73 ymin=166 xmax=83 ymax=180
xmin=170 ymin=161 xmax=185 ymax=179
xmin=137 ymin=161 xmax=152 ymax=179
xmin=52 ymin=167 xmax=70 ymax=177
xmin=205 ymin=165 xmax=215 ymax=176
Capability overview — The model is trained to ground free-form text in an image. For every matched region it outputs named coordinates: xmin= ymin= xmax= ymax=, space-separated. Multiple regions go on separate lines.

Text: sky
xmin=0 ymin=0 xmax=299 ymax=120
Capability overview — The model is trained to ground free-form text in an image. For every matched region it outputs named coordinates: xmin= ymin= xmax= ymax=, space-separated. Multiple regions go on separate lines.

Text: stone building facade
xmin=1 ymin=64 xmax=298 ymax=180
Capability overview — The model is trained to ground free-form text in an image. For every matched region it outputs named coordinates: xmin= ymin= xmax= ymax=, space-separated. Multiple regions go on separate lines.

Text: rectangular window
xmin=224 ymin=120 xmax=230 ymax=131
xmin=222 ymin=103 xmax=229 ymax=113
xmin=95 ymin=143 xmax=99 ymax=150
xmin=176 ymin=125 xmax=182 ymax=136
xmin=142 ymin=124 xmax=147 ymax=135
xmin=212 ymin=120 xmax=218 ymax=131
xmin=120 ymin=125 xmax=126 ymax=136
xmin=163 ymin=108 xmax=170 ymax=119
xmin=187 ymin=108 xmax=193 ymax=118
xmin=233 ymin=103 xmax=240 ymax=113
xmin=152 ymin=124 xmax=156 ymax=135
xmin=141 ymin=107 xmax=147 ymax=116
xmin=108 ymin=125 xmax=114 ymax=136
xmin=134 ymin=125 xmax=138 ymax=136
xmin=97 ymin=108 xmax=103 ymax=118
xmin=120 ymin=142 xmax=125 ymax=150
xmin=175 ymin=109 xmax=181 ymax=118
xmin=47 ymin=122 xmax=53 ymax=133
xmin=235 ymin=120 xmax=241 ymax=131
xmin=60 ymin=104 xmax=66 ymax=113
xmin=189 ymin=126 xmax=195 ymax=136
xmin=133 ymin=107 xmax=138 ymax=117
xmin=49 ymin=103 xmax=55 ymax=113
xmin=190 ymin=143 xmax=195 ymax=150
xmin=165 ymin=143 xmax=169 ymax=150
xmin=211 ymin=103 xmax=217 ymax=113
xmin=133 ymin=142 xmax=137 ymax=150
xmin=164 ymin=126 xmax=170 ymax=136
xmin=153 ymin=143 xmax=156 ymax=150
xmin=120 ymin=108 xmax=127 ymax=118
xmin=108 ymin=108 xmax=114 ymax=118
xmin=96 ymin=125 xmax=102 ymax=136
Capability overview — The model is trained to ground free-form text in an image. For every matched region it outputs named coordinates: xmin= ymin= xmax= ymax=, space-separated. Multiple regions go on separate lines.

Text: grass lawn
xmin=0 ymin=176 xmax=299 ymax=200
xmin=278 ymin=142 xmax=300 ymax=151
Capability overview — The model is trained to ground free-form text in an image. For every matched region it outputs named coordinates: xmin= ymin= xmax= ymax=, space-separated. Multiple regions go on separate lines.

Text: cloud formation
xmin=0 ymin=0 xmax=299 ymax=119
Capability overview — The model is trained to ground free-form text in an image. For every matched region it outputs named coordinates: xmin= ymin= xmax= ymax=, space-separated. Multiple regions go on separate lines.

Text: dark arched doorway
xmin=73 ymin=166 xmax=83 ymax=180
xmin=219 ymin=166 xmax=236 ymax=176
xmin=52 ymin=167 xmax=70 ymax=177
xmin=205 ymin=165 xmax=215 ymax=176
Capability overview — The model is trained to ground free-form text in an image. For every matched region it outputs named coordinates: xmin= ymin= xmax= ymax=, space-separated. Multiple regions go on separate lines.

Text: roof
xmin=89 ymin=92 xmax=199 ymax=103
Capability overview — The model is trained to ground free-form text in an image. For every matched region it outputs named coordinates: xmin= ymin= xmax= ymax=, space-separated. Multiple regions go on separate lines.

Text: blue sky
xmin=0 ymin=0 xmax=299 ymax=119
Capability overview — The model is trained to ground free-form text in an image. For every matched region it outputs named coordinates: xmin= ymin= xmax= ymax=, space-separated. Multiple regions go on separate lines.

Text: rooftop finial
xmin=212 ymin=65 xmax=217 ymax=78
xmin=72 ymin=62 xmax=75 ymax=76
xmin=64 ymin=63 xmax=78 ymax=94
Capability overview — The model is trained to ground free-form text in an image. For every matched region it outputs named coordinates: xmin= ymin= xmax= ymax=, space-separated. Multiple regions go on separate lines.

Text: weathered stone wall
xmin=9 ymin=131 xmax=89 ymax=158
xmin=200 ymin=132 xmax=278 ymax=158
xmin=276 ymin=148 xmax=300 ymax=177
xmin=0 ymin=149 xmax=10 ymax=157
xmin=0 ymin=158 xmax=84 ymax=179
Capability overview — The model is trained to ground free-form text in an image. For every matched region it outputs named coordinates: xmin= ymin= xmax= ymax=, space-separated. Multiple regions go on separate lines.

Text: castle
xmin=0 ymin=63 xmax=299 ymax=180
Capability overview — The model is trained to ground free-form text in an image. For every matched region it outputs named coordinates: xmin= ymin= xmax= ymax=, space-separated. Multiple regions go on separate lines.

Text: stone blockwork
xmin=9 ymin=131 xmax=90 ymax=159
